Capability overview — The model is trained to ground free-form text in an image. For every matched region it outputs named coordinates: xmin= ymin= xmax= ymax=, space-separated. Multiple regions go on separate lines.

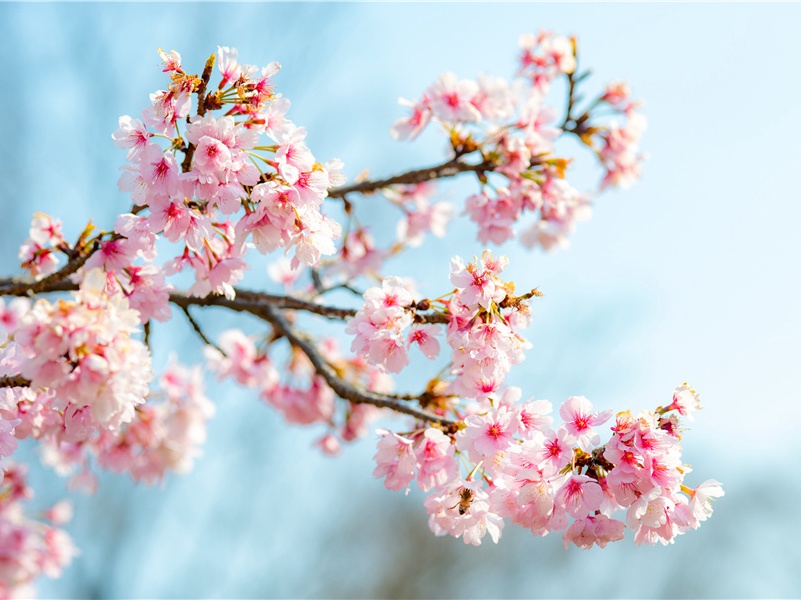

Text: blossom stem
xmin=178 ymin=305 xmax=226 ymax=356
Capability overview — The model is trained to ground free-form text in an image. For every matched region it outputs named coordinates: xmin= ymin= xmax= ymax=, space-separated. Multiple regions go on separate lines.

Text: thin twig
xmin=178 ymin=305 xmax=226 ymax=356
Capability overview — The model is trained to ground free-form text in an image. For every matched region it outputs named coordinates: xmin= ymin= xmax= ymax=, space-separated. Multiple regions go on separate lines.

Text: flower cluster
xmin=388 ymin=31 xmax=643 ymax=252
xmin=17 ymin=214 xmax=66 ymax=280
xmin=345 ymin=250 xmax=531 ymax=402
xmin=374 ymin=387 xmax=723 ymax=548
xmin=206 ymin=330 xmax=387 ymax=454
xmin=0 ymin=356 xmax=212 ymax=492
xmin=595 ymin=82 xmax=646 ymax=190
xmin=518 ymin=31 xmax=577 ymax=90
xmin=87 ymin=361 xmax=215 ymax=485
xmin=446 ymin=251 xmax=531 ymax=400
xmin=0 ymin=465 xmax=76 ymax=598
xmin=346 ymin=277 xmax=441 ymax=374
xmin=386 ymin=183 xmax=456 ymax=249
xmin=12 ymin=269 xmax=152 ymax=430
xmin=111 ymin=46 xmax=342 ymax=302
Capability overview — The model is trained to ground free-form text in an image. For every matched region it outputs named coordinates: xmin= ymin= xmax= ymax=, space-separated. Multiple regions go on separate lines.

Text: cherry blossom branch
xmin=0 ymin=239 xmax=98 ymax=297
xmin=255 ymin=303 xmax=456 ymax=428
xmin=0 ymin=286 xmax=453 ymax=424
xmin=328 ymin=155 xmax=496 ymax=199
xmin=0 ymin=276 xmax=355 ymax=319
xmin=559 ymin=42 xmax=595 ymax=138
xmin=0 ymin=276 xmax=450 ymax=326
xmin=176 ymin=289 xmax=451 ymax=325
xmin=560 ymin=51 xmax=581 ymax=131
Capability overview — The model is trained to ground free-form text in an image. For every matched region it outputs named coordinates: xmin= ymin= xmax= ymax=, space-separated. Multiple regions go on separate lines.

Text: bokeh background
xmin=1 ymin=3 xmax=800 ymax=598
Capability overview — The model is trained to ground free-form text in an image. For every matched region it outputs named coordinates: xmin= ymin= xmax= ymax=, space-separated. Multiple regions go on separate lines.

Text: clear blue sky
xmin=1 ymin=3 xmax=799 ymax=597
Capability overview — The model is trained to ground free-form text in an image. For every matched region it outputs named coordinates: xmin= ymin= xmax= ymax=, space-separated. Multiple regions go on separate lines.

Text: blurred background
xmin=1 ymin=3 xmax=800 ymax=598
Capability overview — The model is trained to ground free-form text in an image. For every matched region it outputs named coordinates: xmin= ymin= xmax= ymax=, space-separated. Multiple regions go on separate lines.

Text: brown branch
xmin=0 ymin=375 xmax=31 ymax=388
xmin=561 ymin=71 xmax=579 ymax=132
xmin=196 ymin=53 xmax=216 ymax=118
xmin=0 ymin=276 xmax=455 ymax=425
xmin=327 ymin=156 xmax=495 ymax=199
xmin=181 ymin=53 xmax=217 ymax=172
xmin=0 ymin=242 xmax=97 ymax=297
xmin=0 ymin=277 xmax=449 ymax=325
xmin=170 ymin=289 xmax=450 ymax=324
xmin=254 ymin=303 xmax=456 ymax=427
xmin=0 ymin=277 xmax=74 ymax=295
xmin=168 ymin=289 xmax=358 ymax=321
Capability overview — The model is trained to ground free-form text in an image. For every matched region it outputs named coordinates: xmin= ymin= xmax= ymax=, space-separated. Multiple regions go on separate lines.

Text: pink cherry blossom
xmin=0 ymin=465 xmax=76 ymax=595
xmin=315 ymin=434 xmax=342 ymax=456
xmin=563 ymin=514 xmax=626 ymax=549
xmin=373 ymin=429 xmax=416 ymax=491
xmin=205 ymin=329 xmax=278 ymax=390
xmin=0 ymin=417 xmax=20 ymax=461
xmin=0 ymin=297 xmax=29 ymax=344
xmin=424 ymin=481 xmax=504 ymax=545
xmin=142 ymin=88 xmax=191 ymax=136
xmin=449 ymin=251 xmax=509 ymax=311
xmin=18 ymin=239 xmax=59 ymax=279
xmin=663 ymin=383 xmax=702 ymax=421
xmin=457 ymin=406 xmax=518 ymax=463
xmin=194 ymin=135 xmax=233 ymax=174
xmin=391 ymin=97 xmax=431 ymax=141
xmin=515 ymin=399 xmax=554 ymax=438
xmin=138 ymin=143 xmax=180 ymax=200
xmin=539 ymin=427 xmax=573 ymax=475
xmin=556 ymin=474 xmax=604 ymax=519
xmin=28 ymin=212 xmax=65 ymax=247
xmin=158 ymin=48 xmax=182 ymax=73
xmin=427 ymin=72 xmax=481 ymax=123
xmin=559 ymin=395 xmax=612 ymax=452
xmin=601 ymin=81 xmax=631 ymax=107
xmin=217 ymin=46 xmax=242 ymax=87
xmin=686 ymin=479 xmax=724 ymax=523
xmin=112 ymin=115 xmax=152 ymax=161
xmin=407 ymin=324 xmax=441 ymax=360
xmin=291 ymin=214 xmax=341 ymax=269
xmin=414 ymin=428 xmax=457 ymax=492
xmin=275 ymin=126 xmax=315 ymax=185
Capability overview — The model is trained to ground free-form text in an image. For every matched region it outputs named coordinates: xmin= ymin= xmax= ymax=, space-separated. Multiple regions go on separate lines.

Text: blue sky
xmin=2 ymin=3 xmax=800 ymax=598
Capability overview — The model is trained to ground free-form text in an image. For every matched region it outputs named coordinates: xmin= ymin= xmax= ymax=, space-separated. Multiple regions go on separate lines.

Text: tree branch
xmin=166 ymin=289 xmax=358 ymax=321
xmin=0 ymin=277 xmax=455 ymax=424
xmin=0 ymin=375 xmax=31 ymax=388
xmin=0 ymin=278 xmax=449 ymax=325
xmin=328 ymin=156 xmax=495 ymax=199
xmin=0 ymin=242 xmax=97 ymax=297
xmin=254 ymin=303 xmax=456 ymax=428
